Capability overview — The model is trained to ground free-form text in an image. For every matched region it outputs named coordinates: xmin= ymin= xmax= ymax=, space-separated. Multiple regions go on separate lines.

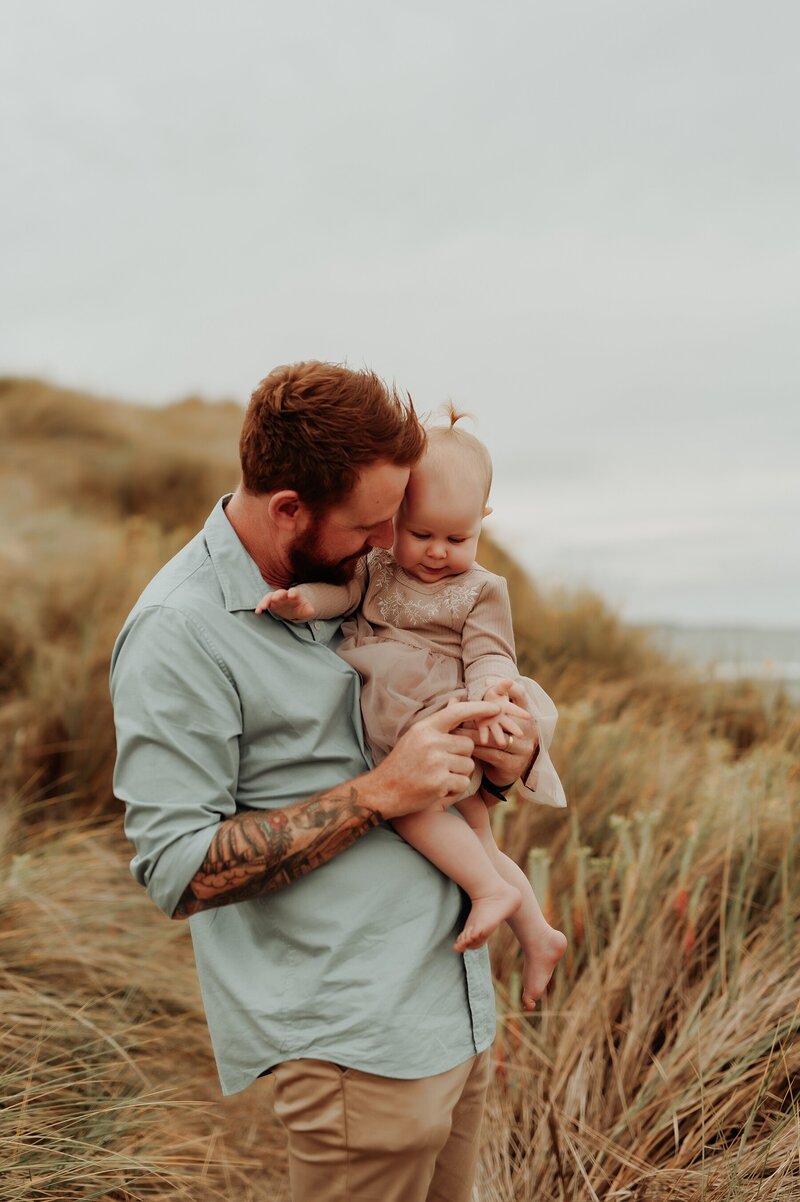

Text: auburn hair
xmin=240 ymin=362 xmax=425 ymax=507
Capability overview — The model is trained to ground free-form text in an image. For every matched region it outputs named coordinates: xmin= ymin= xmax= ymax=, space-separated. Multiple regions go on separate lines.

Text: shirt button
xmin=313 ymin=621 xmax=321 ymax=631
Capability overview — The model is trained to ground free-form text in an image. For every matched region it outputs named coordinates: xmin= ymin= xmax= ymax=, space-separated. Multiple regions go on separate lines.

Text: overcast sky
xmin=2 ymin=0 xmax=798 ymax=626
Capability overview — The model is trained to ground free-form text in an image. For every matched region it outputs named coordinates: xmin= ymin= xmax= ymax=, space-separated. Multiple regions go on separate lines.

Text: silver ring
xmin=506 ymin=735 xmax=514 ymax=750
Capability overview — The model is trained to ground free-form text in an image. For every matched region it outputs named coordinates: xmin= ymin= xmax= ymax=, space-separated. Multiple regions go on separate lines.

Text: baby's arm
xmin=461 ymin=575 xmax=527 ymax=746
xmin=463 ymin=574 xmax=567 ymax=810
xmin=461 ymin=575 xmax=519 ymax=691
xmin=256 ymin=561 xmax=366 ymax=622
xmin=255 ymin=586 xmax=320 ymax=621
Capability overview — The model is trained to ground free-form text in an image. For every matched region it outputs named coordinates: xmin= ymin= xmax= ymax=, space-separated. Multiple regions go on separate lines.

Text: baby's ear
xmin=483 ymin=504 xmax=493 ymax=518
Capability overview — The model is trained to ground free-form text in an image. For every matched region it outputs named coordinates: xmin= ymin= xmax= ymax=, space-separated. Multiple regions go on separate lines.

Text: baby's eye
xmin=410 ymin=531 xmax=429 ymax=540
xmin=448 ymin=537 xmax=466 ymax=544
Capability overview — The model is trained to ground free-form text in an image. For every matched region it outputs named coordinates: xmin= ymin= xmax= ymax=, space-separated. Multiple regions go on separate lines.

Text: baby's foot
xmin=520 ymin=927 xmax=568 ymax=1010
xmin=454 ymin=883 xmax=521 ymax=953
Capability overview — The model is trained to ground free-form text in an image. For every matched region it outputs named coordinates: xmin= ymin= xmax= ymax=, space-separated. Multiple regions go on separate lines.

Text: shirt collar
xmin=204 ymin=495 xmax=271 ymax=613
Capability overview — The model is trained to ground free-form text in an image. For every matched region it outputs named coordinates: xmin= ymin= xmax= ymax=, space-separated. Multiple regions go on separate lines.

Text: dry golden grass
xmin=1 ymin=377 xmax=798 ymax=1200
xmin=0 ymin=805 xmax=290 ymax=1201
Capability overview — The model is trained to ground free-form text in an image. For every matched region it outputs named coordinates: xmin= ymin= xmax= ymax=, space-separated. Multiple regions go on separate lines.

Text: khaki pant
xmin=272 ymin=1050 xmax=491 ymax=1202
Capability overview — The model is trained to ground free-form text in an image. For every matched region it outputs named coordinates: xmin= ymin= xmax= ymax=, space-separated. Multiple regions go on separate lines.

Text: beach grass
xmin=1 ymin=377 xmax=797 ymax=1200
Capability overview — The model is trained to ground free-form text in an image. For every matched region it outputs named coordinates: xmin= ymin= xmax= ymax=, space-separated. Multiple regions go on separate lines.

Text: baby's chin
xmin=405 ymin=563 xmax=458 ymax=583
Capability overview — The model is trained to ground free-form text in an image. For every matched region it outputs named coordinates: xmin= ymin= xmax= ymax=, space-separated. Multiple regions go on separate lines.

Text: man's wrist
xmin=359 ymin=767 xmax=396 ymax=821
xmin=481 ymin=772 xmax=514 ymax=801
xmin=481 ymin=742 xmax=540 ymax=799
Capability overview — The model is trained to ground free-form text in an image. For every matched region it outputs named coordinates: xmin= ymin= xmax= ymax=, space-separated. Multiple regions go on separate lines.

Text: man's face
xmin=288 ymin=461 xmax=410 ymax=585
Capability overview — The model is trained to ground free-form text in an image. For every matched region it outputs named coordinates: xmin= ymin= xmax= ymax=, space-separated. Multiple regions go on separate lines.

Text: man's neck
xmin=224 ymin=488 xmax=294 ymax=588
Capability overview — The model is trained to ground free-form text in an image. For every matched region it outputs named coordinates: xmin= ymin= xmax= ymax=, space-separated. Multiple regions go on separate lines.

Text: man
xmin=111 ymin=361 xmax=538 ymax=1202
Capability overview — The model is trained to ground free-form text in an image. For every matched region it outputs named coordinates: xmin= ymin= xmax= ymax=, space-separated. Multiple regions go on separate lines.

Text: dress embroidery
xmin=368 ymin=550 xmax=481 ymax=628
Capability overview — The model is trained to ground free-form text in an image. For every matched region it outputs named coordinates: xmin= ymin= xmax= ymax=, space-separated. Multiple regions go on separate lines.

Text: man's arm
xmin=172 ymin=697 xmax=505 ymax=919
xmin=174 ymin=785 xmax=379 ymax=917
xmin=112 ymin=605 xmax=505 ymax=919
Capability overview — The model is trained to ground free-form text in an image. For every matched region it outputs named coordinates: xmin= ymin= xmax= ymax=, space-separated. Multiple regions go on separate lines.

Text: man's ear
xmin=267 ymin=490 xmax=303 ymax=530
xmin=483 ymin=504 xmax=494 ymax=518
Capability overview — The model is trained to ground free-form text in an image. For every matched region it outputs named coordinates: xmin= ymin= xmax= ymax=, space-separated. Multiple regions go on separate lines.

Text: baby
xmin=257 ymin=411 xmax=567 ymax=1009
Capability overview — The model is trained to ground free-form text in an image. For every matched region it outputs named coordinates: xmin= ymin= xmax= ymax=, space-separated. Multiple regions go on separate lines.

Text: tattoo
xmin=173 ymin=788 xmax=381 ymax=919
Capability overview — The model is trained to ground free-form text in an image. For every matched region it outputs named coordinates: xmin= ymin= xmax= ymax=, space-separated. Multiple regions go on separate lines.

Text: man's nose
xmin=368 ymin=520 xmax=395 ymax=549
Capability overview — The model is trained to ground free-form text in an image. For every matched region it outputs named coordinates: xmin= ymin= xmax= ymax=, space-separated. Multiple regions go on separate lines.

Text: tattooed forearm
xmin=173 ymin=788 xmax=381 ymax=919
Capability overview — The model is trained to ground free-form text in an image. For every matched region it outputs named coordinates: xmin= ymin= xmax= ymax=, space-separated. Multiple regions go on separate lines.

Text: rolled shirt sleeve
xmin=111 ymin=605 xmax=243 ymax=916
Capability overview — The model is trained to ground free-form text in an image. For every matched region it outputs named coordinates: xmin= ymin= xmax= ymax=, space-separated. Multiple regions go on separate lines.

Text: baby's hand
xmin=255 ymin=588 xmax=317 ymax=622
xmin=475 ymin=678 xmax=527 ymax=748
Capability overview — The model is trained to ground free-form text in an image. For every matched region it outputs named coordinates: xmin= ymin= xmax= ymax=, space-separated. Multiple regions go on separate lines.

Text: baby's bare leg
xmin=458 ymin=795 xmax=567 ymax=1009
xmin=392 ymin=809 xmax=521 ymax=951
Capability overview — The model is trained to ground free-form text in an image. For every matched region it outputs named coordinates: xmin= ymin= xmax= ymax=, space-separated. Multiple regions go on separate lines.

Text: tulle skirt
xmin=339 ymin=618 xmax=467 ymax=761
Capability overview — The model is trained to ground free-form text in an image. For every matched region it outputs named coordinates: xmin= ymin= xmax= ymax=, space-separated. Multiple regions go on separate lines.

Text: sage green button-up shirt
xmin=110 ymin=498 xmax=494 ymax=1096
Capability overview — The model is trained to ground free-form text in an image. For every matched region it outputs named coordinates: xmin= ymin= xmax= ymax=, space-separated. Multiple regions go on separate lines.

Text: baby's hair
xmin=424 ymin=402 xmax=493 ymax=501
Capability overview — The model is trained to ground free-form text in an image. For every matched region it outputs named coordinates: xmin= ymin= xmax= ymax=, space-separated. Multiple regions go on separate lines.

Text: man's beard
xmin=288 ymin=518 xmax=369 ymax=586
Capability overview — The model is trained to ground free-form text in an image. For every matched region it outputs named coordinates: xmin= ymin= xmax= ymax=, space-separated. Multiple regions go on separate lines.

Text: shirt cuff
xmin=135 ymin=824 xmax=219 ymax=917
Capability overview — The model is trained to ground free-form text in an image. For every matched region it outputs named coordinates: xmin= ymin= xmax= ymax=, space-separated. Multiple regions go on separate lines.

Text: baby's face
xmin=393 ymin=469 xmax=485 ymax=584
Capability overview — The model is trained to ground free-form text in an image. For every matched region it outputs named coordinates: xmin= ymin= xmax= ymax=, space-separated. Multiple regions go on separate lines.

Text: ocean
xmin=637 ymin=624 xmax=800 ymax=700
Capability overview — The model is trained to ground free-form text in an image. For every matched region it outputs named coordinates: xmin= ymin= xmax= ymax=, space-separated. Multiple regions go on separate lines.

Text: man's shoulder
xmin=111 ymin=536 xmax=231 ymax=687
xmin=132 ymin=528 xmax=218 ymax=610
xmin=121 ymin=530 xmax=225 ymax=634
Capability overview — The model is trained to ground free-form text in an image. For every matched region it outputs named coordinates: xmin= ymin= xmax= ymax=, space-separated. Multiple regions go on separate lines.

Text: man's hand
xmin=366 ymin=699 xmax=503 ymax=820
xmin=471 ymin=681 xmax=539 ymax=787
xmin=255 ymin=588 xmax=317 ymax=622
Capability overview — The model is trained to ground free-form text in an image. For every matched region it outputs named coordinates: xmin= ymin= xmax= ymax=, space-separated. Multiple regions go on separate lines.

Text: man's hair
xmin=425 ymin=403 xmax=493 ymax=501
xmin=239 ymin=361 xmax=426 ymax=507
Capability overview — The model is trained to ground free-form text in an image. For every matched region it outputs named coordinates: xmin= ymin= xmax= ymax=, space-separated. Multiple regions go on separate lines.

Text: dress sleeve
xmin=291 ymin=559 xmax=367 ymax=619
xmin=110 ymin=605 xmax=243 ymax=916
xmin=462 ymin=572 xmax=567 ymax=810
xmin=461 ymin=573 xmax=520 ymax=699
xmin=514 ymin=678 xmax=568 ymax=809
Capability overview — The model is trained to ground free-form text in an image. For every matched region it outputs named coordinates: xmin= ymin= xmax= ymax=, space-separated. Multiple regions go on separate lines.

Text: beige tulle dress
xmin=299 ymin=549 xmax=566 ymax=809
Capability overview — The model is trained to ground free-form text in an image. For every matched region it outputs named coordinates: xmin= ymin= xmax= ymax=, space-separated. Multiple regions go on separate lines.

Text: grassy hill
xmin=1 ymin=377 xmax=798 ymax=1201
